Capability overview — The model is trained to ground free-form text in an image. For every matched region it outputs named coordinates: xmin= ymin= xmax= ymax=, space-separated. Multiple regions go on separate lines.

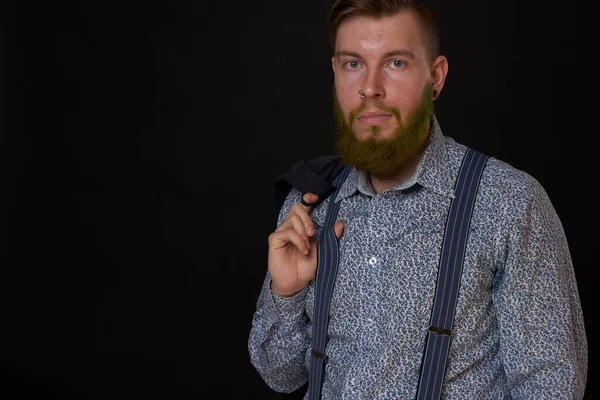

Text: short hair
xmin=327 ymin=0 xmax=440 ymax=62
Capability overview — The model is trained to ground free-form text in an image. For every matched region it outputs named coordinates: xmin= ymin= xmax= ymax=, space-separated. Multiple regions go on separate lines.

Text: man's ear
xmin=331 ymin=56 xmax=336 ymax=74
xmin=431 ymin=55 xmax=448 ymax=98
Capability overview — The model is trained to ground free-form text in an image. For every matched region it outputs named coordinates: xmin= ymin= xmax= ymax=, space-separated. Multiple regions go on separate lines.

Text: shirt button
xmin=368 ymin=256 xmax=377 ymax=265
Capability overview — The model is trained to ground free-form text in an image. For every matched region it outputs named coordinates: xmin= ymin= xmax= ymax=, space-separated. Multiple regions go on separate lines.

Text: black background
xmin=3 ymin=1 xmax=596 ymax=399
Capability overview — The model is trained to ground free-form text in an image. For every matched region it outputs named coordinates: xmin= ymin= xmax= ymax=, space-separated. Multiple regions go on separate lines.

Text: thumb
xmin=333 ymin=221 xmax=345 ymax=240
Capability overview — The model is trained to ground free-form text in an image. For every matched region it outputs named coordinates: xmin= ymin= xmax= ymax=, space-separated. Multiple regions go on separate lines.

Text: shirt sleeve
xmin=492 ymin=177 xmax=588 ymax=399
xmin=247 ymin=188 xmax=311 ymax=393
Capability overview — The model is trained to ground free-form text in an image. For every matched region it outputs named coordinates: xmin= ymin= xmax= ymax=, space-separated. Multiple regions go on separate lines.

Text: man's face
xmin=331 ymin=10 xmax=435 ymax=174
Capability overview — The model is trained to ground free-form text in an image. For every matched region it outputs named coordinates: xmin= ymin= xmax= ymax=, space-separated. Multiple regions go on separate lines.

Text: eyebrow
xmin=335 ymin=49 xmax=416 ymax=60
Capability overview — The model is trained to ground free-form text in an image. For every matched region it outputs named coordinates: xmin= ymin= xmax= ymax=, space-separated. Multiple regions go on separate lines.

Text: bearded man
xmin=248 ymin=1 xmax=588 ymax=399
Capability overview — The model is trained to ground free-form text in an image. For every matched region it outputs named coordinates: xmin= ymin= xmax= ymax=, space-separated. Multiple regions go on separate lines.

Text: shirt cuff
xmin=265 ymin=279 xmax=308 ymax=323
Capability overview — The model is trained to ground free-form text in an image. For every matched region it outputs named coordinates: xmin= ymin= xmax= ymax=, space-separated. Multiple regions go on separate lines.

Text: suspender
xmin=307 ymin=165 xmax=353 ymax=400
xmin=306 ymin=148 xmax=489 ymax=400
xmin=416 ymin=148 xmax=489 ymax=400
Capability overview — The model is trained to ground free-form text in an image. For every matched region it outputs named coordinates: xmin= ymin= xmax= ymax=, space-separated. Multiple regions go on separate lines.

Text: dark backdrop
xmin=3 ymin=1 xmax=597 ymax=399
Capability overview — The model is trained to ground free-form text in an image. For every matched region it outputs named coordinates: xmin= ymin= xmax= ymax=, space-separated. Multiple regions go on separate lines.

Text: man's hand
xmin=267 ymin=192 xmax=344 ymax=297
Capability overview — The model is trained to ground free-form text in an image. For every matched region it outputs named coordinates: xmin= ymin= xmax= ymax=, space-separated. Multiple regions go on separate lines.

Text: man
xmin=248 ymin=0 xmax=588 ymax=399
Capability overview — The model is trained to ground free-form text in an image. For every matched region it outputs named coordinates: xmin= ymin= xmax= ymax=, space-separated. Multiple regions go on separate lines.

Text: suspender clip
xmin=428 ymin=326 xmax=453 ymax=336
xmin=311 ymin=349 xmax=327 ymax=360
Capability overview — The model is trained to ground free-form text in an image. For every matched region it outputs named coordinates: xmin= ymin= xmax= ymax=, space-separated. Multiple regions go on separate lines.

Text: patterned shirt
xmin=248 ymin=116 xmax=588 ymax=399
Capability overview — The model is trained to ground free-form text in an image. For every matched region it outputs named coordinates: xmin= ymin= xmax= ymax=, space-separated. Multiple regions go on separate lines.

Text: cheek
xmin=334 ymin=70 xmax=363 ymax=97
xmin=335 ymin=81 xmax=359 ymax=115
xmin=387 ymin=83 xmax=422 ymax=110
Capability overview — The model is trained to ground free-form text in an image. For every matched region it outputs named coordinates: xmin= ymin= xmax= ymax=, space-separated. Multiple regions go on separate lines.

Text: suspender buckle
xmin=311 ymin=349 xmax=327 ymax=360
xmin=428 ymin=326 xmax=453 ymax=336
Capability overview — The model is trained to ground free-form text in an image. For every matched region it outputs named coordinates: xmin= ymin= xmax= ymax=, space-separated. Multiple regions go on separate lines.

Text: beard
xmin=333 ymin=82 xmax=434 ymax=175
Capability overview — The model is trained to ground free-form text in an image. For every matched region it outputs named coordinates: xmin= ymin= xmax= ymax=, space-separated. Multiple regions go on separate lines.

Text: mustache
xmin=349 ymin=102 xmax=400 ymax=124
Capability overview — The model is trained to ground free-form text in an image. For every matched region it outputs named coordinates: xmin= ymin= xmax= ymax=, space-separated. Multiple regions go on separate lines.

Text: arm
xmin=247 ymin=273 xmax=311 ymax=393
xmin=248 ymin=182 xmax=345 ymax=392
xmin=493 ymin=178 xmax=588 ymax=399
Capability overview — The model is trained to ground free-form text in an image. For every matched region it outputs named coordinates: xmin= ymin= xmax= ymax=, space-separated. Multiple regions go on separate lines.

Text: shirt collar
xmin=335 ymin=114 xmax=458 ymax=203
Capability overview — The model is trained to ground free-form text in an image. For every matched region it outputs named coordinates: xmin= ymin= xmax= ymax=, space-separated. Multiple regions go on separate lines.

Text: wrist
xmin=270 ymin=282 xmax=304 ymax=298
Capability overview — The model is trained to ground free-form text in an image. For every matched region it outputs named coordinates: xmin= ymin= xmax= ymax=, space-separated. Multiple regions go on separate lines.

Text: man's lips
xmin=357 ymin=111 xmax=392 ymax=126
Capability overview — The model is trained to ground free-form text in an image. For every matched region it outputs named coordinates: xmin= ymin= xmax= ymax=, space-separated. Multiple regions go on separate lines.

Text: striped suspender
xmin=416 ymin=148 xmax=489 ymax=400
xmin=307 ymin=148 xmax=488 ymax=400
xmin=307 ymin=165 xmax=352 ymax=400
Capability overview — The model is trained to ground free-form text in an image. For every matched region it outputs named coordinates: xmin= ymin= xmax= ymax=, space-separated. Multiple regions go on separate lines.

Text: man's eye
xmin=346 ymin=61 xmax=360 ymax=69
xmin=390 ymin=60 xmax=406 ymax=68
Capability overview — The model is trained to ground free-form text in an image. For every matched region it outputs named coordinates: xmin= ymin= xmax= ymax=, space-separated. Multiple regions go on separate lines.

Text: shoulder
xmin=482 ymin=157 xmax=548 ymax=203
xmin=272 ymin=154 xmax=345 ymax=227
xmin=440 ymin=133 xmax=543 ymax=197
xmin=476 ymin=155 xmax=559 ymax=228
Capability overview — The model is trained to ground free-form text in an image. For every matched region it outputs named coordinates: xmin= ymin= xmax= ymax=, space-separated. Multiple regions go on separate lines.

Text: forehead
xmin=335 ymin=10 xmax=425 ymax=56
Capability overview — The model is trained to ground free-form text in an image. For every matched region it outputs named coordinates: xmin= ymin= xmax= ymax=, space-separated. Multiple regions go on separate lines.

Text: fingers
xmin=333 ymin=220 xmax=345 ymax=240
xmin=278 ymin=213 xmax=310 ymax=245
xmin=297 ymin=192 xmax=317 ymax=236
xmin=300 ymin=192 xmax=318 ymax=210
xmin=268 ymin=228 xmax=310 ymax=255
xmin=270 ymin=193 xmax=343 ymax=257
xmin=285 ymin=192 xmax=318 ymax=216
xmin=277 ymin=192 xmax=318 ymax=237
